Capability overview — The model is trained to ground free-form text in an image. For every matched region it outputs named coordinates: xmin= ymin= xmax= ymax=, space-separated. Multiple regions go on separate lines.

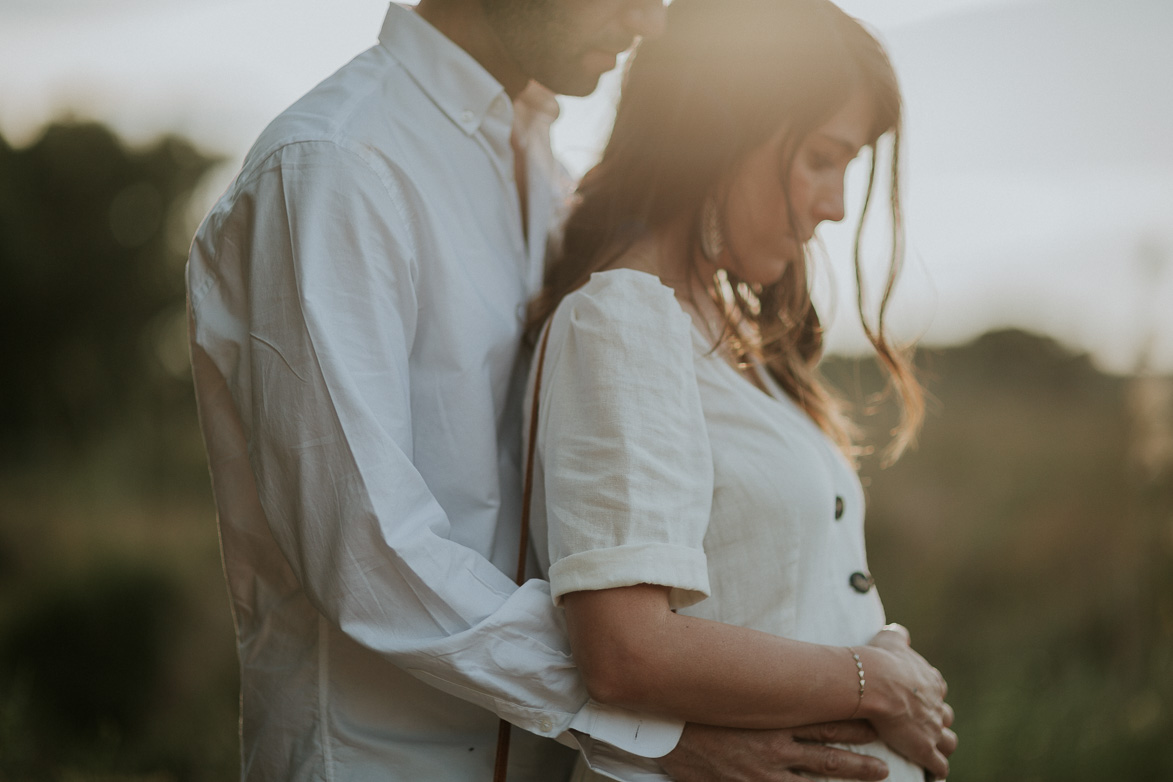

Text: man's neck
xmin=414 ymin=0 xmax=531 ymax=99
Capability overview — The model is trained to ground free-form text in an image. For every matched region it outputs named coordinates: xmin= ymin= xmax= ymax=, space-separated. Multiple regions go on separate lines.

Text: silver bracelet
xmin=848 ymin=648 xmax=865 ymax=717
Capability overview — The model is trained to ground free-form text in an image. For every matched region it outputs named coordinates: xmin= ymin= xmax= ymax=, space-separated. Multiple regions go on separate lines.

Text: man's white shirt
xmin=186 ymin=4 xmax=681 ymax=780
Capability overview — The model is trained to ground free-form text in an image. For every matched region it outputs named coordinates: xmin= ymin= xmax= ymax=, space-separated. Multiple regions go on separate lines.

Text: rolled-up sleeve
xmin=537 ymin=270 xmax=714 ymax=610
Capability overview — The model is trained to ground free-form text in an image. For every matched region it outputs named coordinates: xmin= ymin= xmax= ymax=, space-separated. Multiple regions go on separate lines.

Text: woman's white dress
xmin=527 ymin=269 xmax=922 ymax=782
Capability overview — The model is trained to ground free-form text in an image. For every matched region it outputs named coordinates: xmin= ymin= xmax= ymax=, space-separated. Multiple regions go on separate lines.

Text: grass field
xmin=0 ymin=329 xmax=1170 ymax=781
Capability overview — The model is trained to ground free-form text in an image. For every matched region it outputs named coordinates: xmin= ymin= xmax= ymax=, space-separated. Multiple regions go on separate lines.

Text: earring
xmin=700 ymin=197 xmax=724 ymax=261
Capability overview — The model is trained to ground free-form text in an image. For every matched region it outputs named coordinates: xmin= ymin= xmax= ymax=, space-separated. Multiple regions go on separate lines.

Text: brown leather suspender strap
xmin=494 ymin=322 xmax=554 ymax=782
xmin=515 ymin=323 xmax=552 ymax=588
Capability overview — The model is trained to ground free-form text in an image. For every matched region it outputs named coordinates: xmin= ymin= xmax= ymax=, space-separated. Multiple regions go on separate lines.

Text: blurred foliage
xmin=1 ymin=563 xmax=181 ymax=771
xmin=0 ymin=476 xmax=239 ymax=782
xmin=0 ymin=122 xmax=235 ymax=782
xmin=825 ymin=331 xmax=1173 ymax=782
xmin=0 ymin=121 xmax=219 ymax=477
xmin=0 ymin=120 xmax=1170 ymax=781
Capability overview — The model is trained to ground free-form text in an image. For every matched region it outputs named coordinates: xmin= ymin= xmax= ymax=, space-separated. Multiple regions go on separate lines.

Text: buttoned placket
xmin=832 ymin=485 xmax=873 ymax=594
xmin=807 ymin=426 xmax=874 ymax=596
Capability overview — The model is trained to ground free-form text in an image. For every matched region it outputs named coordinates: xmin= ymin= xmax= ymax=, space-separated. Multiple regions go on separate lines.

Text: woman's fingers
xmin=881 ymin=622 xmax=911 ymax=643
xmin=923 ymin=747 xmax=950 ymax=781
xmin=870 ymin=684 xmax=953 ymax=774
xmin=938 ymin=726 xmax=959 ymax=758
xmin=867 ymin=626 xmax=910 ymax=651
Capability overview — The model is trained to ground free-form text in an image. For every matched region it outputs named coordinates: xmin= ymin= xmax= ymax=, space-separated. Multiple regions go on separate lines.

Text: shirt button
xmin=849 ymin=571 xmax=874 ymax=593
xmin=834 ymin=496 xmax=845 ymax=520
xmin=539 ymin=717 xmax=553 ymax=732
xmin=460 ymin=109 xmax=475 ymax=124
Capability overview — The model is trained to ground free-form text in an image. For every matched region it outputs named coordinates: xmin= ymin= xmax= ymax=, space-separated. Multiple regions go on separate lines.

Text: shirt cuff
xmin=558 ymin=700 xmax=683 ymax=763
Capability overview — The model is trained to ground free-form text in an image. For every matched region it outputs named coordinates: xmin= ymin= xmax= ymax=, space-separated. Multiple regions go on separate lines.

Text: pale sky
xmin=2 ymin=0 xmax=1170 ymax=372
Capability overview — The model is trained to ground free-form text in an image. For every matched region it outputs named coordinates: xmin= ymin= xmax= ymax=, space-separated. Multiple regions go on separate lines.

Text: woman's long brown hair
xmin=527 ymin=0 xmax=924 ymax=464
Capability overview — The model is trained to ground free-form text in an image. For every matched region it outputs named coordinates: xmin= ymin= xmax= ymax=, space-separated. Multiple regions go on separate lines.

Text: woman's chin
xmin=747 ymin=259 xmax=793 ymax=287
xmin=722 ymin=248 xmax=796 ymax=287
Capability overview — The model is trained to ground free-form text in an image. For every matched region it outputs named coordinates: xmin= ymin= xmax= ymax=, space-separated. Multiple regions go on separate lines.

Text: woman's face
xmin=719 ymin=90 xmax=875 ymax=285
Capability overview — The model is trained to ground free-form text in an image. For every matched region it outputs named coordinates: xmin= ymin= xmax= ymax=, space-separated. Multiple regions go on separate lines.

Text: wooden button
xmin=849 ymin=572 xmax=874 ymax=593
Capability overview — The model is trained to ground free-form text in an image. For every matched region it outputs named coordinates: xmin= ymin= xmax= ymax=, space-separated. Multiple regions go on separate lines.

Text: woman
xmin=525 ymin=0 xmax=956 ymax=780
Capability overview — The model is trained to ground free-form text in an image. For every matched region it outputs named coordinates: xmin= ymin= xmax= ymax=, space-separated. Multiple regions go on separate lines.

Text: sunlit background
xmin=2 ymin=0 xmax=1170 ymax=370
xmin=0 ymin=1 xmax=1170 ymax=780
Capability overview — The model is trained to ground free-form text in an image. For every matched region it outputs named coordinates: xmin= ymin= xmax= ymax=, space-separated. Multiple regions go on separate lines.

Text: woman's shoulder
xmin=555 ymin=268 xmax=691 ymax=338
xmin=542 ymin=269 xmax=698 ymax=381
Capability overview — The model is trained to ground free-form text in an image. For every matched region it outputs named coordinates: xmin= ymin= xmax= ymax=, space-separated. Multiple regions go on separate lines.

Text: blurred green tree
xmin=0 ymin=121 xmax=234 ymax=781
xmin=0 ymin=122 xmax=219 ymax=461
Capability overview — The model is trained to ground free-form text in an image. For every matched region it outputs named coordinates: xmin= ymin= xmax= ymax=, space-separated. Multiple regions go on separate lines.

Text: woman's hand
xmin=858 ymin=625 xmax=957 ymax=780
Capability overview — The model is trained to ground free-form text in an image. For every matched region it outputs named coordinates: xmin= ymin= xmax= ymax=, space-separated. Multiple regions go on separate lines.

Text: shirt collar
xmin=378 ymin=4 xmax=561 ymax=134
xmin=378 ymin=3 xmax=516 ymax=136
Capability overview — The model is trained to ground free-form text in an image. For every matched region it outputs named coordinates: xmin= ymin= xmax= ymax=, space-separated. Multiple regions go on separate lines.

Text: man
xmin=187 ymin=1 xmax=899 ymax=779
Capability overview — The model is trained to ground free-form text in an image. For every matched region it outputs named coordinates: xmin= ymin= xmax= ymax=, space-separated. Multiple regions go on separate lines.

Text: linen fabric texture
xmin=186 ymin=5 xmax=680 ymax=781
xmin=527 ymin=270 xmax=924 ymax=782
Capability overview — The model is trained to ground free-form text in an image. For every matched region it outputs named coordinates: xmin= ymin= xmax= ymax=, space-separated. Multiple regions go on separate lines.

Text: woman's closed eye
xmin=806 ymin=151 xmax=837 ymax=172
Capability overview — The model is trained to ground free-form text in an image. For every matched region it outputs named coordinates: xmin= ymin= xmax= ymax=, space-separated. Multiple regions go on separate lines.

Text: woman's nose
xmin=624 ymin=0 xmax=668 ymax=39
xmin=813 ymin=185 xmax=846 ymax=226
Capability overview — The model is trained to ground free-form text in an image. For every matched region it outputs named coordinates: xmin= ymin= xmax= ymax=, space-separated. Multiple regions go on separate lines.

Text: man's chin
xmin=535 ymin=73 xmax=603 ymax=98
xmin=532 ymin=57 xmax=611 ymax=98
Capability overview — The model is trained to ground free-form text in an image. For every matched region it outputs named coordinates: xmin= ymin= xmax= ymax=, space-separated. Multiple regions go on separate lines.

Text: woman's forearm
xmin=562 ymin=583 xmax=933 ymax=730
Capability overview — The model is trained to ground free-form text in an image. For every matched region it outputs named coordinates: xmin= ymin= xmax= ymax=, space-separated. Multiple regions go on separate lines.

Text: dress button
xmin=834 ymin=495 xmax=845 ymax=520
xmin=849 ymin=571 xmax=874 ymax=593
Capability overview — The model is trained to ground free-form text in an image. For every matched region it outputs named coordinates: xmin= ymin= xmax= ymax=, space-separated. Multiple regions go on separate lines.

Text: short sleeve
xmin=536 ymin=270 xmax=713 ymax=609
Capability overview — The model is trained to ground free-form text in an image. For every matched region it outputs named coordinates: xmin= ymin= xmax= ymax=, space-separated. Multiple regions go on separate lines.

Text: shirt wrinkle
xmin=188 ymin=6 xmax=680 ymax=779
xmin=533 ymin=269 xmax=926 ymax=782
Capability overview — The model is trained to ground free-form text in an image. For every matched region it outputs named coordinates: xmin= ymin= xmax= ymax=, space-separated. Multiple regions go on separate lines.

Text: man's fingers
xmin=792 ymin=720 xmax=878 ymax=746
xmin=772 ymin=772 xmax=839 ymax=782
xmin=789 ymin=742 xmax=889 ymax=782
xmin=661 ymin=724 xmax=893 ymax=782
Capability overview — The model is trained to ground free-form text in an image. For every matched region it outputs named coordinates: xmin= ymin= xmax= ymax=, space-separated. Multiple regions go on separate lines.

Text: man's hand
xmin=658 ymin=721 xmax=890 ymax=782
